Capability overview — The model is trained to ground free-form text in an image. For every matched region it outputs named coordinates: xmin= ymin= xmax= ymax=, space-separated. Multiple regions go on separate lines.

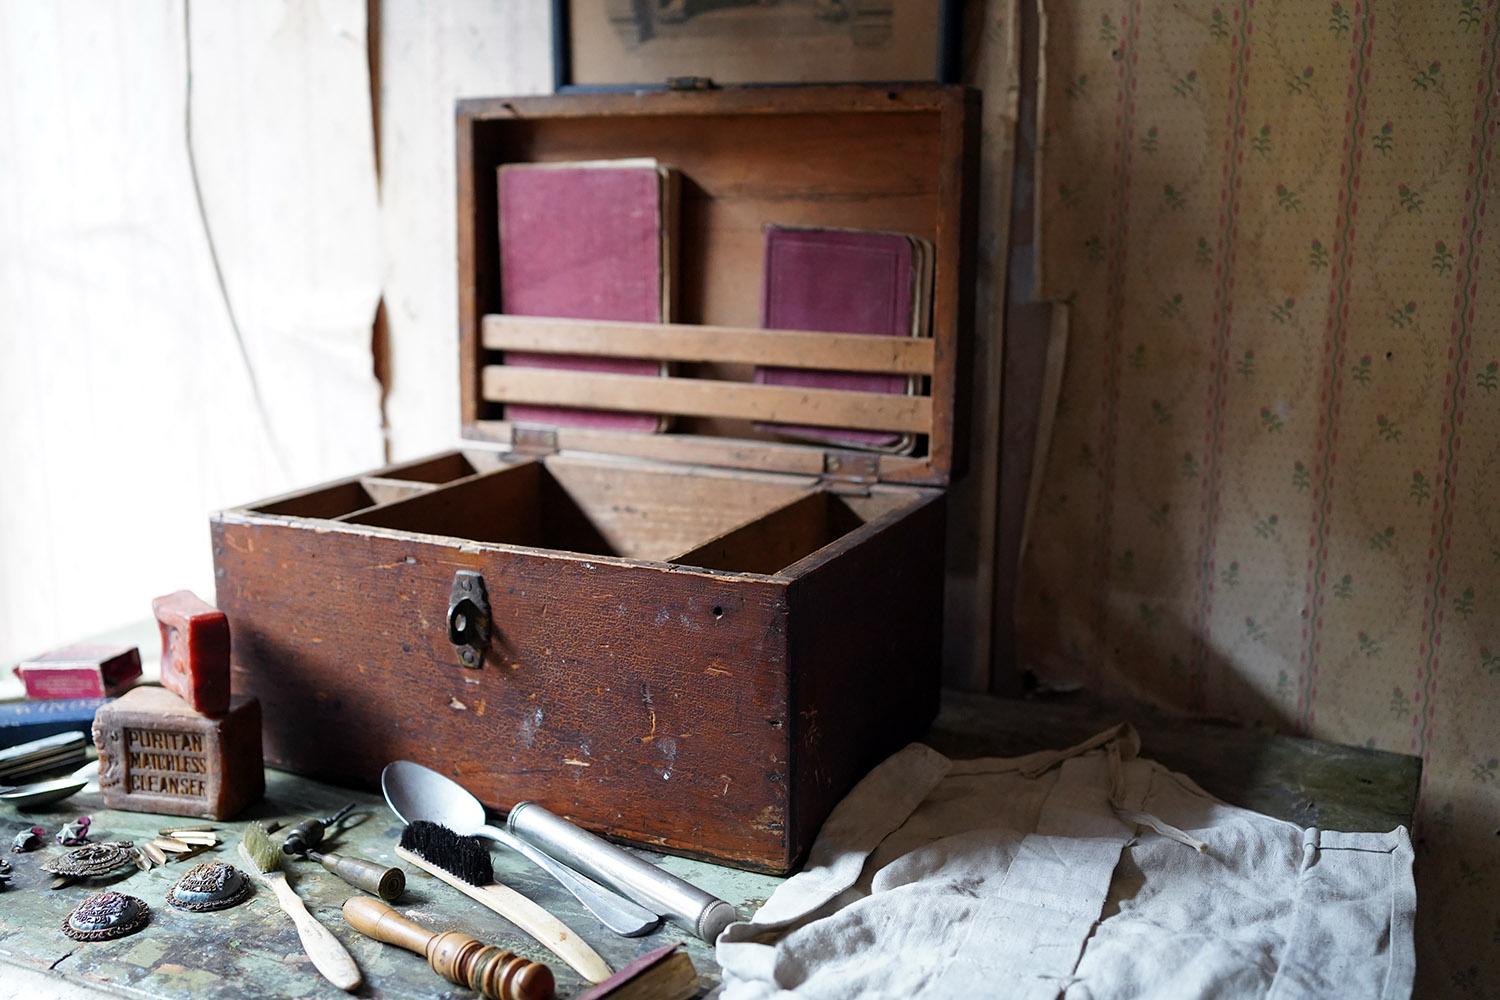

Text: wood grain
xmin=455 ymin=86 xmax=978 ymax=487
xmin=481 ymin=367 xmax=934 ymax=434
xmin=672 ymin=491 xmax=869 ymax=575
xmin=785 ymin=493 xmax=947 ymax=856
xmin=214 ymin=511 xmax=798 ymax=869
xmin=395 ymin=845 xmax=612 ymax=984
xmin=250 ymin=866 xmax=363 ymax=992
xmin=482 ymin=315 xmax=936 ymax=375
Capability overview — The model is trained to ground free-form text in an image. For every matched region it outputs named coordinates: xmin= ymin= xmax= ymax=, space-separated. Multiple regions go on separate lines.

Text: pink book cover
xmin=755 ymin=226 xmax=916 ymax=450
xmin=498 ymin=162 xmax=667 ymax=432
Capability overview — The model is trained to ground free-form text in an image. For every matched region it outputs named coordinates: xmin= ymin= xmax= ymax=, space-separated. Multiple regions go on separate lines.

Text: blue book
xmin=0 ymin=697 xmax=110 ymax=749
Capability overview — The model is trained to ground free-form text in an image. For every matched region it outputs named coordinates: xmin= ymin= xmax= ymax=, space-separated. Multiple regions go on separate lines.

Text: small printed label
xmin=124 ymin=728 xmax=209 ymax=800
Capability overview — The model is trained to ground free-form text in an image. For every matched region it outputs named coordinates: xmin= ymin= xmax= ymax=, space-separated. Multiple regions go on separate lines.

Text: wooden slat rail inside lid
xmin=482 ymin=315 xmax=936 ymax=375
xmin=457 ymin=86 xmax=979 ymax=487
xmin=480 ymin=315 xmax=935 ymax=434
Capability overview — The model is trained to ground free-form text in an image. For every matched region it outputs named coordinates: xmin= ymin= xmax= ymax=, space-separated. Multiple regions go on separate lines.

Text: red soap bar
xmin=152 ymin=590 xmax=231 ymax=716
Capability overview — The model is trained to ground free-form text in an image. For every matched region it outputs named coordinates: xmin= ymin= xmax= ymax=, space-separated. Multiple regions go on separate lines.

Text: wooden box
xmin=212 ymin=86 xmax=978 ymax=872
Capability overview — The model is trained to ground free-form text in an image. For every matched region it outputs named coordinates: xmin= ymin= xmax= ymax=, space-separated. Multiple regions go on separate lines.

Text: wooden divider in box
xmin=214 ymin=85 xmax=978 ymax=872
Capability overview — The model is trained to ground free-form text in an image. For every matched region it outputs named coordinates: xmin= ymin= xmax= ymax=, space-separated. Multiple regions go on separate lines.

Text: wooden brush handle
xmin=266 ymin=875 xmax=363 ymax=992
xmin=395 ymin=844 xmax=611 ymax=983
xmin=343 ymin=897 xmax=555 ymax=1000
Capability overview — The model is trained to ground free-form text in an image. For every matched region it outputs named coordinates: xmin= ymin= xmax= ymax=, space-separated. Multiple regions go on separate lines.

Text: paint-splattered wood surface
xmin=0 ymin=768 xmax=779 ymax=1000
xmin=0 ymin=692 xmax=1420 ymax=998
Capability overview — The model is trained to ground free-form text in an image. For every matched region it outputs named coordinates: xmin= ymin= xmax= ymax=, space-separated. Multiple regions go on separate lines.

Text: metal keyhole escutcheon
xmin=447 ymin=571 xmax=491 ymax=669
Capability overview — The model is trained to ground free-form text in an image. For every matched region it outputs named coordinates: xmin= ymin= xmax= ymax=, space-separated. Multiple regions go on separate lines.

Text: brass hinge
xmin=510 ymin=425 xmax=558 ymax=455
xmin=821 ymin=450 xmax=878 ymax=494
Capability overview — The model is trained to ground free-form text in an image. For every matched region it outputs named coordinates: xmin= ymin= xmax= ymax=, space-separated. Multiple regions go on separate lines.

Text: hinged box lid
xmin=457 ymin=85 xmax=978 ymax=487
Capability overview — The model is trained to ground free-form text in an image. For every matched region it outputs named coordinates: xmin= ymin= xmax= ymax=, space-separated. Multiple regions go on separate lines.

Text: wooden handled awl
xmin=342 ymin=896 xmax=555 ymax=1000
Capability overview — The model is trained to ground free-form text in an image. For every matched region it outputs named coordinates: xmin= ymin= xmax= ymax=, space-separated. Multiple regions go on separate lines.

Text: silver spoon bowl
xmin=380 ymin=760 xmax=659 ymax=937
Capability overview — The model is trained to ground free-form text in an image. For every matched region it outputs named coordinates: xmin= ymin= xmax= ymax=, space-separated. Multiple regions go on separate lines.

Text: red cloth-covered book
xmin=498 ymin=160 xmax=675 ymax=432
xmin=755 ymin=225 xmax=928 ymax=452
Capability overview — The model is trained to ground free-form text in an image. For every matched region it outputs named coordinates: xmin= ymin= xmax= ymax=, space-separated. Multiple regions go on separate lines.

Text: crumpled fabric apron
xmin=717 ymin=726 xmax=1415 ymax=1000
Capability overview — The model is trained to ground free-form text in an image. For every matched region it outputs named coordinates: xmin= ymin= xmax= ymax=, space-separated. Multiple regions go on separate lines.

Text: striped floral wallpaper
xmin=1022 ymin=0 xmax=1499 ymax=990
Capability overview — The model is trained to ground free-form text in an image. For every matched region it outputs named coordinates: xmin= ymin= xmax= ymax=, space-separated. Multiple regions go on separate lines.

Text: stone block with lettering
xmin=93 ymin=686 xmax=264 ymax=820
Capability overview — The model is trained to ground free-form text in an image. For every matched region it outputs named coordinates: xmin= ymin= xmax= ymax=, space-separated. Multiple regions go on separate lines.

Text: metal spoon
xmin=0 ymin=761 xmax=98 ymax=809
xmin=380 ymin=761 xmax=659 ymax=937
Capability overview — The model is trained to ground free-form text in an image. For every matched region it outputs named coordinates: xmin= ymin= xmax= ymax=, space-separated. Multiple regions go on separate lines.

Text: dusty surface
xmin=0 ymin=768 xmax=778 ymax=999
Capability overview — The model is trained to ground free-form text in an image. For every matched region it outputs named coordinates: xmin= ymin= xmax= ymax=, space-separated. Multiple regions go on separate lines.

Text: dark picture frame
xmin=553 ymin=0 xmax=961 ymax=92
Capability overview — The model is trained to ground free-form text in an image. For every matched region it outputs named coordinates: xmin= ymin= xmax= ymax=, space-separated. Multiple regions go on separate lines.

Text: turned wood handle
xmin=267 ymin=875 xmax=363 ymax=992
xmin=343 ymin=897 xmax=554 ymax=1000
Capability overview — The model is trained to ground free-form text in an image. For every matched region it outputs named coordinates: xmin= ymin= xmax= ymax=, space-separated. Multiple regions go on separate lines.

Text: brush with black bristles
xmin=396 ymin=820 xmax=612 ymax=984
xmin=238 ymin=820 xmax=362 ymax=992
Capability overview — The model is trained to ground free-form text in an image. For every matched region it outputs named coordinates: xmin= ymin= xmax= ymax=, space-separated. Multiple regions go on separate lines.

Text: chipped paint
xmin=120 ymin=937 xmax=168 ymax=968
xmin=562 ymin=758 xmax=592 ymax=767
xmin=449 ymin=697 xmax=467 ymax=711
xmin=518 ymin=707 xmax=544 ymax=748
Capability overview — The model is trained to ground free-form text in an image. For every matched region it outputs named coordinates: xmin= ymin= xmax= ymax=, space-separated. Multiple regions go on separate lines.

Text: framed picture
xmin=553 ymin=0 xmax=960 ymax=91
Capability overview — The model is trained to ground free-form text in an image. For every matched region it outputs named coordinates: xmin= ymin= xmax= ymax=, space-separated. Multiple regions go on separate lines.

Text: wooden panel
xmin=344 ymin=462 xmax=551 ymax=547
xmin=379 ymin=451 xmax=480 ymax=483
xmin=340 ymin=457 xmax=814 ymax=563
xmin=456 ymin=86 xmax=978 ymax=486
xmin=470 ymin=420 xmax=819 ymax=474
xmin=470 ymin=420 xmax=938 ymax=483
xmin=785 ymin=493 xmax=946 ymax=863
xmin=482 ymin=315 xmax=936 ymax=375
xmin=212 ymin=515 xmax=795 ymax=869
xmin=255 ymin=480 xmax=375 ymax=519
xmin=360 ymin=478 xmax=437 ymax=506
xmin=482 ymin=367 xmax=933 ymax=434
xmin=672 ymin=491 xmax=866 ymax=575
xmin=542 ymin=456 xmax=814 ymax=562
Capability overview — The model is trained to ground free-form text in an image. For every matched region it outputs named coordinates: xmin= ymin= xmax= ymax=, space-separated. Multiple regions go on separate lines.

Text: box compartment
xmin=214 ymin=85 xmax=977 ymax=872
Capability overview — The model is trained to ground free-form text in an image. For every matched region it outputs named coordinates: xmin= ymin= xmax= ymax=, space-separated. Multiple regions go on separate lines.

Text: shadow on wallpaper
xmin=1021 ymin=0 xmax=1499 ymax=992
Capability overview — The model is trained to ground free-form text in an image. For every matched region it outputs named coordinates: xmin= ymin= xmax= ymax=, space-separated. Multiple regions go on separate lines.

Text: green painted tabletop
xmin=0 ymin=691 xmax=1420 ymax=999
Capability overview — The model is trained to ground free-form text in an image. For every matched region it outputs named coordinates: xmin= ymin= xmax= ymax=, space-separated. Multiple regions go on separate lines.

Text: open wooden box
xmin=212 ymin=85 xmax=978 ymax=872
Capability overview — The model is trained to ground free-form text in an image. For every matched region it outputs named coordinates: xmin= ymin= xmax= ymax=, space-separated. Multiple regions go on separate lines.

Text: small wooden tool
xmin=396 ymin=843 xmax=611 ymax=983
xmin=342 ymin=896 xmax=554 ymax=1000
xmin=239 ymin=821 xmax=362 ymax=992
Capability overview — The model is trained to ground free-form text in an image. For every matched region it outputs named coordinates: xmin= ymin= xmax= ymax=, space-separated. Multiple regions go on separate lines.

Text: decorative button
xmin=63 ymin=891 xmax=151 ymax=941
xmin=167 ymin=861 xmax=252 ymax=912
xmin=43 ymin=842 xmax=136 ymax=880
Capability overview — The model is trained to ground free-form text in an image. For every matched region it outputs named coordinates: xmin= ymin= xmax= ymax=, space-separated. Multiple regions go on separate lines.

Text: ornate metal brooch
xmin=42 ymin=841 xmax=137 ymax=881
xmin=63 ymin=890 xmax=151 ymax=942
xmin=166 ymin=861 xmax=251 ymax=912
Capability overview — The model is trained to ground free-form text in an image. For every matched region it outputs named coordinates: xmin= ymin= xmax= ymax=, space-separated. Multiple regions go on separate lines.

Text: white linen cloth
xmin=716 ymin=726 xmax=1415 ymax=999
